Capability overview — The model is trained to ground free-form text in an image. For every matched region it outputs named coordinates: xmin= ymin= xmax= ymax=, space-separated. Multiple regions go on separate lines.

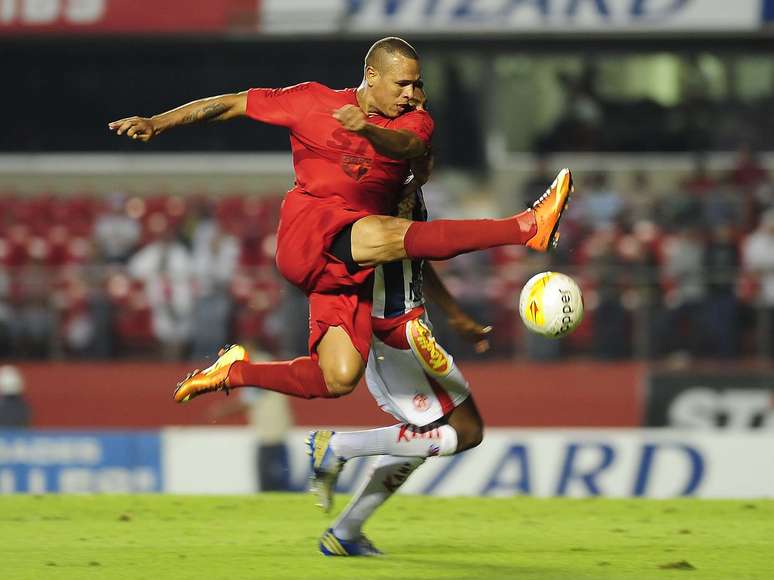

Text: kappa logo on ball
xmin=341 ymin=154 xmax=372 ymax=181
xmin=407 ymin=318 xmax=452 ymax=376
xmin=413 ymin=393 xmax=430 ymax=412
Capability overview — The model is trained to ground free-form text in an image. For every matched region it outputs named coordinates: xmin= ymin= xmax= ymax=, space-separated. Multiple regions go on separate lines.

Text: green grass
xmin=1 ymin=495 xmax=773 ymax=580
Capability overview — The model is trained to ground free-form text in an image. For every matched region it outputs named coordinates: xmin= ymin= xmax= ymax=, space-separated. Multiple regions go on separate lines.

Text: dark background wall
xmin=6 ymin=35 xmax=774 ymax=153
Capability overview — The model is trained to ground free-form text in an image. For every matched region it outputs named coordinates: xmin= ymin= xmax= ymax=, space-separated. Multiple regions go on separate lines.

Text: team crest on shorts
xmin=341 ymin=154 xmax=372 ymax=181
xmin=413 ymin=393 xmax=430 ymax=412
xmin=407 ymin=318 xmax=452 ymax=376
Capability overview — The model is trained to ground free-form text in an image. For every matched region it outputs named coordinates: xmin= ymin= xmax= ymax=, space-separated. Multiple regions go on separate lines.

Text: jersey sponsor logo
xmin=397 ymin=424 xmax=440 ymax=443
xmin=413 ymin=393 xmax=430 ymax=412
xmin=341 ymin=154 xmax=372 ymax=181
xmin=407 ymin=318 xmax=452 ymax=376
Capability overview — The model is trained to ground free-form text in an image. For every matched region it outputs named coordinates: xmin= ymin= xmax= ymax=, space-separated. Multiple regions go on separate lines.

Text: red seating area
xmin=0 ymin=193 xmax=286 ymax=357
xmin=0 ymin=183 xmax=768 ymax=360
xmin=0 ymin=193 xmax=283 ymax=268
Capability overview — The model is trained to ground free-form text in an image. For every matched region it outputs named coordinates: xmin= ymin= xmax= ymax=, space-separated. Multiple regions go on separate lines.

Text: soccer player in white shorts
xmin=311 ymin=174 xmax=492 ymax=557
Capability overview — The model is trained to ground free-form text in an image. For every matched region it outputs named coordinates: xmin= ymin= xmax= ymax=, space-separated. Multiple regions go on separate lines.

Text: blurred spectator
xmin=619 ymin=222 xmax=663 ymax=358
xmin=586 ymin=227 xmax=629 ymax=359
xmin=0 ymin=365 xmax=30 ymax=428
xmin=703 ymin=176 xmax=745 ymax=230
xmin=728 ymin=147 xmax=770 ymax=231
xmin=128 ymin=216 xmax=193 ymax=359
xmin=189 ymin=209 xmax=239 ymax=359
xmin=742 ymin=208 xmax=774 ymax=356
xmin=577 ymin=172 xmax=624 ymax=231
xmin=9 ymin=258 xmax=55 ymax=359
xmin=659 ymin=159 xmax=712 ymax=228
xmin=624 ymin=172 xmax=658 ymax=225
xmin=0 ymin=267 xmax=12 ymax=356
xmin=731 ymin=143 xmax=767 ymax=191
xmin=93 ymin=193 xmax=140 ymax=263
xmin=684 ymin=156 xmax=717 ymax=197
xmin=57 ymin=266 xmax=114 ymax=359
xmin=703 ymin=224 xmax=740 ymax=358
xmin=659 ymin=224 xmax=707 ymax=358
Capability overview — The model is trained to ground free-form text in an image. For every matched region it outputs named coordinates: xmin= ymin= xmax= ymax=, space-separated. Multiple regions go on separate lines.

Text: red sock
xmin=227 ymin=357 xmax=334 ymax=399
xmin=403 ymin=211 xmax=536 ymax=260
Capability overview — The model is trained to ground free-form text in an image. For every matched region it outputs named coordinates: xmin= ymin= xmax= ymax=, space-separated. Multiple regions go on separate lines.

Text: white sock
xmin=330 ymin=423 xmax=458 ymax=460
xmin=332 ymin=454 xmax=425 ymax=541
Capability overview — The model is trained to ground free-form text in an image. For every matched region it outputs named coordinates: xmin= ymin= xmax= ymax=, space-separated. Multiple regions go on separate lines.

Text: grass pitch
xmin=1 ymin=495 xmax=773 ymax=580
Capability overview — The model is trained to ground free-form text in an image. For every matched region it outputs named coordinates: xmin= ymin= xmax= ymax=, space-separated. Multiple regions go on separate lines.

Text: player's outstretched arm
xmin=333 ymin=105 xmax=427 ymax=160
xmin=108 ymin=92 xmax=248 ymax=142
xmin=423 ymin=263 xmax=491 ymax=353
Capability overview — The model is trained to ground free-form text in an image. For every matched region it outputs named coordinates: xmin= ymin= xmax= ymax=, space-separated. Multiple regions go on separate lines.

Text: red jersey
xmin=245 ymin=82 xmax=434 ymax=215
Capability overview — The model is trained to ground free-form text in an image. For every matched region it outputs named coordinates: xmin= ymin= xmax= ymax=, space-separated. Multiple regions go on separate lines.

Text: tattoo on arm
xmin=180 ymin=102 xmax=230 ymax=124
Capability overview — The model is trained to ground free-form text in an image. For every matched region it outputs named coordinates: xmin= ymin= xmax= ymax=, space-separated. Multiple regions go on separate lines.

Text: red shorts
xmin=275 ymin=189 xmax=374 ymax=361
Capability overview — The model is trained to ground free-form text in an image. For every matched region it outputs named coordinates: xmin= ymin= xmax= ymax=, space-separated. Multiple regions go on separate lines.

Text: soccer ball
xmin=518 ymin=271 xmax=584 ymax=339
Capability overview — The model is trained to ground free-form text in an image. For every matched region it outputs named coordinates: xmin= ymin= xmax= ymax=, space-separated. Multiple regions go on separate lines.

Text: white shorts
xmin=365 ymin=316 xmax=470 ymax=427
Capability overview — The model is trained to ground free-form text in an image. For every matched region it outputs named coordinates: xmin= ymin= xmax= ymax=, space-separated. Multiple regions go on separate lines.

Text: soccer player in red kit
xmin=109 ymin=38 xmax=572 ymax=410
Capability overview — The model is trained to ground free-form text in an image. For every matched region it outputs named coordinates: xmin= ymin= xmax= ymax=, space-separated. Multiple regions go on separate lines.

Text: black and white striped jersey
xmin=372 ymin=187 xmax=427 ymax=319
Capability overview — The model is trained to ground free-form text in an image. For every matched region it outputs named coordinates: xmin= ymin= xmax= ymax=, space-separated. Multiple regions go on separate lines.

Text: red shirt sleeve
xmin=245 ymin=82 xmax=319 ymax=128
xmin=394 ymin=109 xmax=434 ymax=145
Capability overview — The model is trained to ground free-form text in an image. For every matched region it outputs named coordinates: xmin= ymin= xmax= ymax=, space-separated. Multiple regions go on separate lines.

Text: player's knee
xmin=352 ymin=215 xmax=410 ymax=266
xmin=468 ymin=424 xmax=484 ymax=450
xmin=321 ymin=359 xmax=364 ymax=397
xmin=455 ymin=421 xmax=484 ymax=452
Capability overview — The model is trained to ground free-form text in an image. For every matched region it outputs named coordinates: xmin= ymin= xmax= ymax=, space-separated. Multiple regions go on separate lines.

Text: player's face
xmin=369 ymin=56 xmax=422 ymax=118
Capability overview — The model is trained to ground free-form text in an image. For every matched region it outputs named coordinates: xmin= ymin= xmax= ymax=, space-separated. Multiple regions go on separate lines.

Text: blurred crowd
xmin=0 ymin=148 xmax=773 ymax=363
xmin=0 ymin=192 xmax=293 ymax=361
xmin=436 ymin=146 xmax=774 ymax=362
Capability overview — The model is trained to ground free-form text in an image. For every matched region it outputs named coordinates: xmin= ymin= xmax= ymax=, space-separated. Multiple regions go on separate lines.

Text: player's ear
xmin=365 ymin=65 xmax=379 ymax=87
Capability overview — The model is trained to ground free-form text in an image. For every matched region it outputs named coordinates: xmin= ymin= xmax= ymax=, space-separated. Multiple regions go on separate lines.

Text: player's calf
xmin=447 ymin=396 xmax=484 ymax=452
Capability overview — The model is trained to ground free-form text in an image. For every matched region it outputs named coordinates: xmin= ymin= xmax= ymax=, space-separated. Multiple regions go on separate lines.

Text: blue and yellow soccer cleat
xmin=319 ymin=528 xmax=383 ymax=557
xmin=306 ymin=430 xmax=345 ymax=513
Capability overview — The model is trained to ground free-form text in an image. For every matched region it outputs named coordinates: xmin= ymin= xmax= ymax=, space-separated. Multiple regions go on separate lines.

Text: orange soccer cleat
xmin=173 ymin=344 xmax=249 ymax=403
xmin=525 ymin=168 xmax=574 ymax=252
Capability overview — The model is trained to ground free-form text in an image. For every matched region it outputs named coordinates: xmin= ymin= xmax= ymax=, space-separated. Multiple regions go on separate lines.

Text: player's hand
xmin=409 ymin=150 xmax=434 ymax=186
xmin=333 ymin=105 xmax=368 ymax=133
xmin=108 ymin=116 xmax=157 ymax=142
xmin=448 ymin=314 xmax=492 ymax=354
